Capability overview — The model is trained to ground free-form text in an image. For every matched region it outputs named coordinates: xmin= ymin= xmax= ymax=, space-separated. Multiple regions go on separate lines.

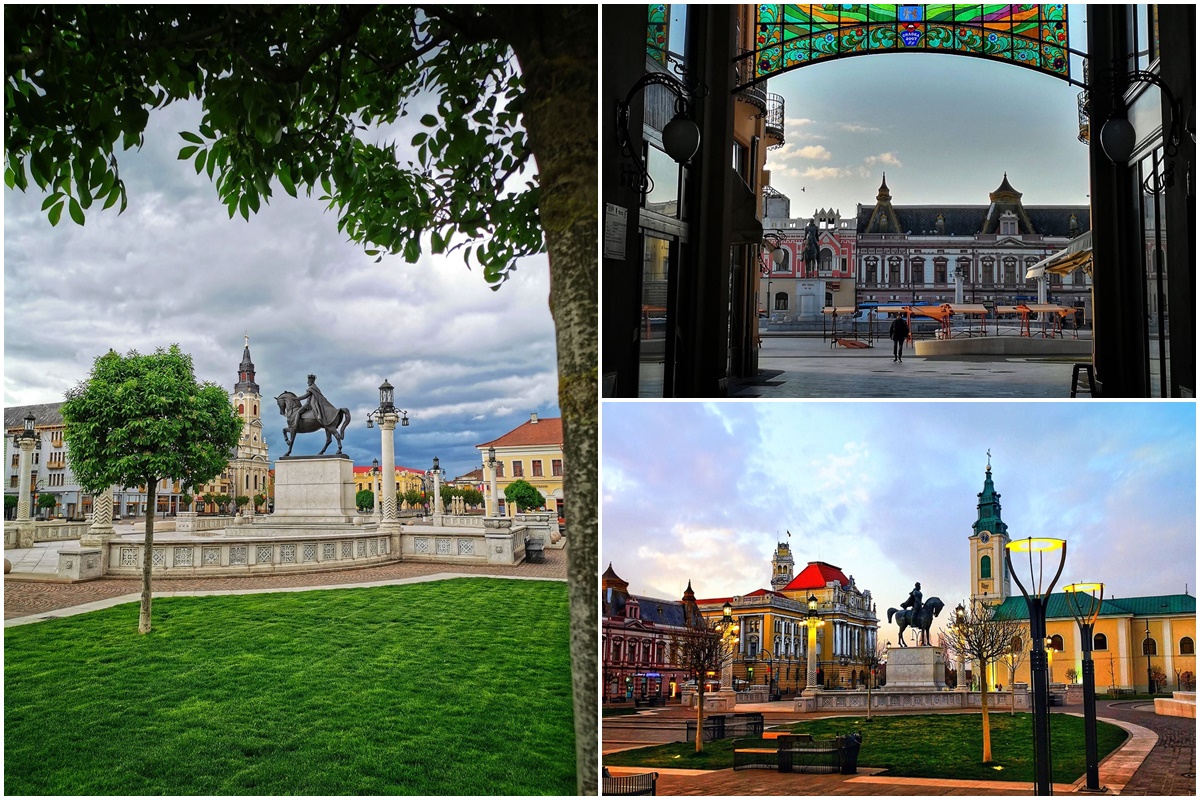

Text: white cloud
xmin=802 ymin=166 xmax=852 ymax=180
xmin=839 ymin=122 xmax=882 ymax=134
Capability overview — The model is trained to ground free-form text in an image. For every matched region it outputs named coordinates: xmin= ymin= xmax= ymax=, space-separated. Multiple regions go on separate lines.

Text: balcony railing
xmin=735 ymin=50 xmax=767 ymax=111
xmin=765 ymin=93 xmax=785 ymax=148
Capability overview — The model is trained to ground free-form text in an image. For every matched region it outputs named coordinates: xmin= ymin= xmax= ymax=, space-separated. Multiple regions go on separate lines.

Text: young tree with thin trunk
xmin=61 ymin=346 xmax=241 ymax=634
xmin=857 ymin=640 xmax=889 ymax=721
xmin=1004 ymin=632 xmax=1031 ymax=716
xmin=943 ymin=599 xmax=1029 ymax=763
xmin=670 ymin=621 xmax=738 ymax=753
xmin=5 ymin=9 xmax=595 ymax=787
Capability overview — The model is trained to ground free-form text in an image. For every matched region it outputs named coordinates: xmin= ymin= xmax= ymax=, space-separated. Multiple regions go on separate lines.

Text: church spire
xmin=235 ymin=336 xmax=259 ymax=394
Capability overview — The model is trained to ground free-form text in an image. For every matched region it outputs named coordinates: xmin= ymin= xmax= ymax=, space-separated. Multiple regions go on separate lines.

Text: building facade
xmin=602 ymin=563 xmax=704 ymax=702
xmin=476 ymin=413 xmax=564 ymax=518
xmin=697 ymin=543 xmax=880 ymax=695
xmin=761 ymin=207 xmax=858 ymax=321
xmin=5 ymin=403 xmax=86 ymax=519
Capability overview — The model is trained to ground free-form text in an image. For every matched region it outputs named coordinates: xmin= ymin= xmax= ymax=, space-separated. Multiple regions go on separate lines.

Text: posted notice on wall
xmin=604 ymin=203 xmax=628 ymax=261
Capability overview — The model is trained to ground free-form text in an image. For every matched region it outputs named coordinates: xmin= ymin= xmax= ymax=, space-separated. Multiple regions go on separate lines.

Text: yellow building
xmin=352 ymin=465 xmax=428 ymax=510
xmin=195 ymin=338 xmax=269 ymax=512
xmin=476 ymin=413 xmax=564 ymax=518
xmin=696 ymin=543 xmax=880 ymax=695
xmin=968 ymin=461 xmax=1196 ymax=693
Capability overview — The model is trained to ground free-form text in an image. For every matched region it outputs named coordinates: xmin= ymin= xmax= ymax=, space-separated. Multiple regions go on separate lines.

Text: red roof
xmin=782 ymin=562 xmax=850 ymax=592
xmin=477 ymin=416 xmax=563 ymax=449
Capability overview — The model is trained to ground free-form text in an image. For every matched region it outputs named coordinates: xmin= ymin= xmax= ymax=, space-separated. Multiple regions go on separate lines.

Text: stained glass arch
xmin=741 ymin=4 xmax=1078 ymax=90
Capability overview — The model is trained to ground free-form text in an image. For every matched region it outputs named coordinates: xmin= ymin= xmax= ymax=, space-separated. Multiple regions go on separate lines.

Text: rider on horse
xmin=295 ymin=374 xmax=339 ymax=431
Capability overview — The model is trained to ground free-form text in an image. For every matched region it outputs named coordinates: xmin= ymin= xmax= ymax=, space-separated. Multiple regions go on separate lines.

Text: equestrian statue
xmin=887 ymin=581 xmax=945 ymax=647
xmin=276 ymin=373 xmax=351 ymax=456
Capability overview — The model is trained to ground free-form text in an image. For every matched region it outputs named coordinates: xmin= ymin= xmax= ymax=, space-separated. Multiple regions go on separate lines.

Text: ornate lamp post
xmin=431 ymin=456 xmax=444 ymax=516
xmin=954 ymin=601 xmax=968 ymax=690
xmin=1064 ymin=581 xmax=1106 ymax=793
xmin=1006 ymin=536 xmax=1067 ymax=796
xmin=485 ymin=446 xmax=499 ymax=517
xmin=365 ymin=380 xmax=407 ymax=537
xmin=12 ymin=413 xmax=38 ymax=548
xmin=370 ymin=458 xmax=381 ymax=522
xmin=803 ymin=594 xmax=825 ymax=696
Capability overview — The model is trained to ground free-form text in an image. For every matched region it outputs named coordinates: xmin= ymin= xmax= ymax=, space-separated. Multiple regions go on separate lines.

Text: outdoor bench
xmin=602 ymin=767 xmax=658 ymax=796
xmin=734 ymin=733 xmax=860 ymax=774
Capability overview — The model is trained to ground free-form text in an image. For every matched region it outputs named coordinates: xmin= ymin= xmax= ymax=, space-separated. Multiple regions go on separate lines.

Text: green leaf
xmin=68 ymin=196 xmax=85 ymax=226
xmin=194 ymin=149 xmax=206 ymax=174
xmin=4 ymin=167 xmax=15 ymax=190
xmin=41 ymin=192 xmax=63 ymax=211
xmin=277 ymin=164 xmax=297 ymax=198
xmin=420 ymin=114 xmax=437 ymax=127
xmin=179 ymin=131 xmax=204 ymax=145
xmin=178 ymin=145 xmax=200 ymax=160
xmin=48 ymin=201 xmax=64 ymax=226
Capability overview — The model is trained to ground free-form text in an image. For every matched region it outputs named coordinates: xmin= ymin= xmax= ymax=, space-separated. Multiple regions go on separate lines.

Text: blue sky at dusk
xmin=602 ymin=401 xmax=1196 ymax=646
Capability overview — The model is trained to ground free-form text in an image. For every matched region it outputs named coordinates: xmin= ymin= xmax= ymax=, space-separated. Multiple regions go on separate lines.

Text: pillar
xmin=379 ymin=413 xmax=400 ymax=540
xmin=804 ymin=621 xmax=819 ymax=695
xmin=15 ymin=436 xmax=36 ymax=548
xmin=486 ymin=460 xmax=499 ymax=517
xmin=373 ymin=470 xmax=382 ymax=522
xmin=433 ymin=467 xmax=444 ymax=515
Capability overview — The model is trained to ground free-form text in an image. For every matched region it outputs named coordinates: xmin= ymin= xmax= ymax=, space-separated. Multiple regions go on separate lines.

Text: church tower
xmin=230 ymin=337 xmax=269 ymax=504
xmin=771 ymin=539 xmax=795 ymax=591
xmin=969 ymin=454 xmax=1011 ymax=606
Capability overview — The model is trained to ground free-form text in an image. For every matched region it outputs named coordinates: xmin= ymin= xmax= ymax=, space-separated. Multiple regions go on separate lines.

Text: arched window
xmin=1093 ymin=633 xmax=1108 ymax=651
xmin=238 ymin=403 xmax=245 ymax=414
xmin=980 ymin=554 xmax=992 ymax=579
xmin=1142 ymin=637 xmax=1157 ymax=656
xmin=819 ymin=247 xmax=833 ymax=273
xmin=774 ymin=292 xmax=789 ymax=311
xmin=1049 ymin=634 xmax=1064 ymax=651
xmin=1011 ymin=635 xmax=1023 ymax=653
xmin=910 ymin=257 xmax=925 ymax=286
xmin=1181 ymin=637 xmax=1195 ymax=655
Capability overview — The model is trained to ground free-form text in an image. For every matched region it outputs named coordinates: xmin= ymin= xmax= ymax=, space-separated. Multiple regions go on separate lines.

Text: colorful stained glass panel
xmin=747 ymin=4 xmax=1071 ymax=84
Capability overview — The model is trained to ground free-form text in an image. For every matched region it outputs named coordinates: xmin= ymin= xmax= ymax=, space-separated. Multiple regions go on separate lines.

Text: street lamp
xmin=1006 ymin=536 xmax=1067 ymax=796
xmin=1064 ymin=581 xmax=1106 ymax=793
xmin=370 ymin=458 xmax=381 ymax=521
xmin=485 ymin=446 xmax=499 ymax=517
xmin=803 ymin=594 xmax=825 ymax=696
xmin=719 ymin=602 xmax=740 ymax=697
xmin=365 ymin=381 xmax=406 ymax=535
xmin=1145 ymin=622 xmax=1153 ymax=694
xmin=954 ymin=601 xmax=967 ymax=690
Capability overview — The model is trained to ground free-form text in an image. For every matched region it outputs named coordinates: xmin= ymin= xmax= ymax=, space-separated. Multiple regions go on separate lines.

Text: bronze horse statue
xmin=275 ymin=390 xmax=351 ymax=456
xmin=887 ymin=596 xmax=945 ymax=647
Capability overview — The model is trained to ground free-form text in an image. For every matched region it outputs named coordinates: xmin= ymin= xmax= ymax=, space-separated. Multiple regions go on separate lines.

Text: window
xmin=1093 ymin=633 xmax=1108 ymax=651
xmin=1011 ymin=635 xmax=1024 ymax=653
xmin=819 ymin=248 xmax=833 ymax=274
xmin=1003 ymin=258 xmax=1017 ymax=286
xmin=496 ymin=463 xmax=505 ymax=478
xmin=1181 ymin=637 xmax=1195 ymax=655
xmin=552 ymin=459 xmax=563 ymax=477
xmin=910 ymin=258 xmax=925 ymax=285
xmin=512 ymin=461 xmax=523 ymax=478
xmin=532 ymin=460 xmax=543 ymax=478
xmin=1143 ymin=637 xmax=1157 ymax=656
xmin=774 ymin=292 xmax=789 ymax=311
xmin=1049 ymin=634 xmax=1064 ymax=651
xmin=10 ymin=455 xmax=17 ymax=469
xmin=982 ymin=259 xmax=995 ymax=285
xmin=934 ymin=259 xmax=948 ymax=285
xmin=979 ymin=554 xmax=991 ymax=579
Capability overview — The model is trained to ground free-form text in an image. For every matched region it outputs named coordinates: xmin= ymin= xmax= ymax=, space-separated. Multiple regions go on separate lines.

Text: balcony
xmin=765 ymin=93 xmax=785 ymax=149
xmin=735 ymin=50 xmax=767 ymax=113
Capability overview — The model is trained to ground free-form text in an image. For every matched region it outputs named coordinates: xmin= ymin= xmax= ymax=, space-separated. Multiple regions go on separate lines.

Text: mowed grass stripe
xmin=5 ymin=578 xmax=575 ymax=795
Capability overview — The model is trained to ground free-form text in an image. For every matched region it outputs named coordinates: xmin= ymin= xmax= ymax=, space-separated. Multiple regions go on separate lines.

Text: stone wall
xmin=800 ymin=688 xmax=1030 ymax=712
xmin=104 ymin=531 xmax=394 ymax=576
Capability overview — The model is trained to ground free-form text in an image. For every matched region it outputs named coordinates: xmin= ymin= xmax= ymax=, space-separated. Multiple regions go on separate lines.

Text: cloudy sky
xmin=762 ymin=5 xmax=1090 ymax=220
xmin=603 ymin=402 xmax=1196 ymax=644
xmin=4 ymin=99 xmax=559 ymax=479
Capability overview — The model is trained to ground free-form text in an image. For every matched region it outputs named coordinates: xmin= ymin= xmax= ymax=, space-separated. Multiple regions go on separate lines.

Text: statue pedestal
xmin=705 ymin=689 xmax=737 ymax=711
xmin=883 ymin=645 xmax=947 ymax=690
xmin=272 ymin=456 xmax=357 ymax=524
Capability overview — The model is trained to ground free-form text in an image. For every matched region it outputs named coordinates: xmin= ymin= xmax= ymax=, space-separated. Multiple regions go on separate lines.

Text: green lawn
xmin=605 ymin=712 xmax=1127 ymax=784
xmin=5 ymin=578 xmax=575 ymax=795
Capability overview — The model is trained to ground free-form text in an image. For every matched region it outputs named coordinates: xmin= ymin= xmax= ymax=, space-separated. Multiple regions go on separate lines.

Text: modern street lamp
xmin=1006 ymin=536 xmax=1067 ymax=796
xmin=1064 ymin=581 xmax=1107 ymax=793
xmin=803 ymin=594 xmax=825 ymax=696
xmin=1145 ymin=622 xmax=1153 ymax=694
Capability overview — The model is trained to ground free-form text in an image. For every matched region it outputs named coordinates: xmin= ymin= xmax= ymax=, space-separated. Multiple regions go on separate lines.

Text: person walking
xmin=889 ymin=314 xmax=910 ymax=362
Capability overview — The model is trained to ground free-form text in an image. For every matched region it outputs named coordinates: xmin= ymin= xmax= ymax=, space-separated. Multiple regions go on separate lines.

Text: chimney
xmin=530 ymin=412 xmax=538 ymax=424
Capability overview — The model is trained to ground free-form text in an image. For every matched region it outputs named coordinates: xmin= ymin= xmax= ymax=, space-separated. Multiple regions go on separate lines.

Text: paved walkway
xmin=731 ymin=335 xmax=1083 ymax=397
xmin=4 ymin=544 xmax=568 ymax=623
xmin=604 ymin=698 xmax=1194 ymax=795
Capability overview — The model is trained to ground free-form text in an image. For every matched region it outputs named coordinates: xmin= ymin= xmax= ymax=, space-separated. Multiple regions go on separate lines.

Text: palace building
xmin=601 ymin=563 xmax=704 ymax=702
xmin=967 ymin=462 xmax=1196 ymax=693
xmin=697 ymin=543 xmax=881 ymax=695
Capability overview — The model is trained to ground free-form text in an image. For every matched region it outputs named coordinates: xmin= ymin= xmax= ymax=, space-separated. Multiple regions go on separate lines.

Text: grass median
xmin=5 ymin=578 xmax=575 ymax=795
xmin=604 ymin=711 xmax=1127 ymax=783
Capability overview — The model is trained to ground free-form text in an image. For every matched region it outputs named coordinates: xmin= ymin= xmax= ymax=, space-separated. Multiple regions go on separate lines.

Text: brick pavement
xmin=604 ymin=699 xmax=1191 ymax=795
xmin=4 ymin=547 xmax=567 ymax=620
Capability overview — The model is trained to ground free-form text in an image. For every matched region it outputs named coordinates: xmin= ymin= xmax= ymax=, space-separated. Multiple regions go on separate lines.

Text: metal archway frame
xmin=737 ymin=4 xmax=1087 ymax=91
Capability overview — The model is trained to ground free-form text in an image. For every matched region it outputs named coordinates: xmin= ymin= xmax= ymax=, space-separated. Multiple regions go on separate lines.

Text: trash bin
xmin=838 ymin=733 xmax=862 ymax=774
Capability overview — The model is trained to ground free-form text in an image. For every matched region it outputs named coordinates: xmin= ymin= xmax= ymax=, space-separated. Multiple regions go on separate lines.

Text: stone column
xmin=433 ymin=468 xmax=444 ymax=516
xmin=15 ymin=436 xmax=36 ymax=548
xmin=485 ymin=459 xmax=499 ymax=517
xmin=957 ymin=655 xmax=967 ymax=691
xmin=379 ymin=413 xmax=400 ymax=539
xmin=804 ymin=620 xmax=821 ymax=695
xmin=372 ymin=470 xmax=382 ymax=523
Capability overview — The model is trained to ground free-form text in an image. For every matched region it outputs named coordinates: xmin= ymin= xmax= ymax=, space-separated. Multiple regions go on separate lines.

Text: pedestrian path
xmin=731 ymin=336 xmax=1081 ymax=397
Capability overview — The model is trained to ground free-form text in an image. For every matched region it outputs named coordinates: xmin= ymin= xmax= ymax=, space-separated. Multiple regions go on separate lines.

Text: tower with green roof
xmin=970 ymin=454 xmax=1011 ymax=606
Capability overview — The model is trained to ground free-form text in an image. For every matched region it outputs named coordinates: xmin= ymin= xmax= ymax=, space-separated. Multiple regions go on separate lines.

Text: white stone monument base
xmin=272 ymin=455 xmax=357 ymax=524
xmin=884 ymin=645 xmax=947 ymax=690
xmin=704 ymin=690 xmax=737 ymax=711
